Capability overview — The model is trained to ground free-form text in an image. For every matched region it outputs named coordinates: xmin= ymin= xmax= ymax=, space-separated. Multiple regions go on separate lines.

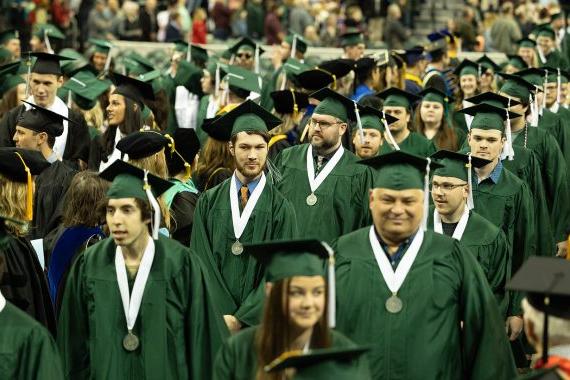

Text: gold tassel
xmin=15 ymin=152 xmax=33 ymax=221
xmin=290 ymin=89 xmax=298 ymax=119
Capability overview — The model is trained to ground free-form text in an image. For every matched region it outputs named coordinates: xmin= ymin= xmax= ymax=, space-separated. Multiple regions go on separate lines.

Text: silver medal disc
xmin=385 ymin=295 xmax=403 ymax=314
xmin=306 ymin=193 xmax=317 ymax=206
xmin=123 ymin=332 xmax=140 ymax=352
xmin=231 ymin=241 xmax=243 ymax=255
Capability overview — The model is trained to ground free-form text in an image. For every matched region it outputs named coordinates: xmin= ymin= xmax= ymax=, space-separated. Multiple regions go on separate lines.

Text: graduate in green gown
xmin=214 ymin=239 xmax=370 ymax=380
xmin=350 ymin=106 xmax=398 ymax=159
xmin=273 ymin=88 xmax=373 ymax=243
xmin=57 ymin=160 xmax=228 ymax=380
xmin=535 ymin=24 xmax=569 ymax=69
xmin=461 ymin=103 xmax=537 ymax=352
xmin=190 ymin=100 xmax=298 ymax=332
xmin=449 ymin=59 xmax=481 ymax=133
xmin=376 ymin=87 xmax=437 ymax=157
xmin=334 ymin=150 xmax=516 ymax=379
xmin=428 ymin=150 xmax=509 ymax=316
xmin=0 ymin=255 xmax=63 ymax=380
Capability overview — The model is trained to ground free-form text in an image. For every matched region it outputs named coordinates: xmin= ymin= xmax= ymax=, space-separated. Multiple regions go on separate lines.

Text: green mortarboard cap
xmin=209 ymin=99 xmax=281 ymax=137
xmin=282 ymin=58 xmax=309 ymax=76
xmin=285 ymin=32 xmax=309 ymax=54
xmin=460 ymin=103 xmax=520 ymax=132
xmin=311 ymin=87 xmax=357 ymax=123
xmin=359 ymin=150 xmax=441 ymax=190
xmin=431 ymin=150 xmax=490 ymax=181
xmin=123 ymin=52 xmax=154 ymax=76
xmin=0 ymin=47 xmax=11 ymax=61
xmin=295 ymin=59 xmax=355 ymax=91
xmin=63 ymin=70 xmax=111 ymax=109
xmin=59 ymin=49 xmax=93 ymax=77
xmin=559 ymin=69 xmax=570 ymax=83
xmin=228 ymin=37 xmax=265 ymax=56
xmin=100 ymin=159 xmax=172 ymax=200
xmin=33 ymin=24 xmax=65 ymax=40
xmin=340 ymin=28 xmax=364 ymax=47
xmin=476 ymin=54 xmax=500 ymax=72
xmin=453 ymin=59 xmax=480 ymax=77
xmin=498 ymin=73 xmax=536 ymax=100
xmin=541 ymin=66 xmax=560 ymax=83
xmin=515 ymin=67 xmax=546 ymax=88
xmin=174 ymin=60 xmax=204 ymax=95
xmin=0 ymin=73 xmax=25 ymax=94
xmin=270 ymin=90 xmax=309 ymax=115
xmin=354 ymin=105 xmax=398 ymax=133
xmin=110 ymin=72 xmax=155 ymax=106
xmin=28 ymin=52 xmax=73 ymax=75
xmin=225 ymin=65 xmax=262 ymax=95
xmin=0 ymin=147 xmax=49 ymax=182
xmin=535 ymin=23 xmax=556 ymax=39
xmin=419 ymin=87 xmax=453 ymax=104
xmin=88 ymin=38 xmax=113 ymax=54
xmin=0 ymin=61 xmax=20 ymax=78
xmin=376 ymin=87 xmax=420 ymax=109
xmin=506 ymin=54 xmax=528 ymax=70
xmin=265 ymin=346 xmax=370 ymax=379
xmin=116 ymin=130 xmax=169 ymax=159
xmin=164 ymin=128 xmax=200 ymax=175
xmin=245 ymin=239 xmax=331 ymax=282
xmin=174 ymin=41 xmax=209 ymax=65
xmin=18 ymin=100 xmax=73 ymax=136
xmin=465 ymin=91 xmax=521 ymax=108
xmin=517 ymin=37 xmax=537 ymax=48
xmin=0 ymin=29 xmax=19 ymax=45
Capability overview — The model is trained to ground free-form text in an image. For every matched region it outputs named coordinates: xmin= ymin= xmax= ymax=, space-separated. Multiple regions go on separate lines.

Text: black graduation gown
xmin=0 ymin=234 xmax=56 ymax=336
xmin=0 ymin=104 xmax=90 ymax=166
xmin=170 ymin=191 xmax=198 ymax=246
xmin=31 ymin=160 xmax=77 ymax=240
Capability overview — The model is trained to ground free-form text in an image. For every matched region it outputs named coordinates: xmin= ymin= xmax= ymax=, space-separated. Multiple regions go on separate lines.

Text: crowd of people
xmin=0 ymin=1 xmax=569 ymax=379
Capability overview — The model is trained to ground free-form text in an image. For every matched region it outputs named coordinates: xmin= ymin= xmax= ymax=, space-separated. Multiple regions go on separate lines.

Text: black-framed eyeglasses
xmin=430 ymin=183 xmax=467 ymax=192
xmin=308 ymin=118 xmax=341 ymax=129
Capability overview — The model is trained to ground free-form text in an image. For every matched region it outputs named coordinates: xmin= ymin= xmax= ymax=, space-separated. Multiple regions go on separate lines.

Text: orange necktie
xmin=240 ymin=185 xmax=249 ymax=209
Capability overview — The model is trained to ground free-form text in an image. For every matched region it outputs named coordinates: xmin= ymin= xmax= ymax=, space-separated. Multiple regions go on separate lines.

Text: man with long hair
xmin=191 ymin=100 xmax=298 ymax=334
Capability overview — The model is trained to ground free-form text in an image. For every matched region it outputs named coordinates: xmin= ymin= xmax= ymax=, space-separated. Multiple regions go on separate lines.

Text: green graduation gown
xmin=537 ymin=109 xmax=570 ymax=176
xmin=195 ymin=95 xmax=213 ymax=147
xmin=213 ymin=326 xmax=368 ymax=380
xmin=57 ymin=236 xmax=229 ymax=380
xmin=190 ymin=177 xmax=298 ymax=327
xmin=427 ymin=207 xmax=509 ymax=316
xmin=0 ymin=300 xmax=63 ymax=380
xmin=512 ymin=125 xmax=570 ymax=242
xmin=378 ymin=131 xmax=438 ymax=157
xmin=273 ymin=144 xmax=372 ymax=243
xmin=334 ymin=227 xmax=516 ymax=380
xmin=451 ymin=107 xmax=469 ymax=133
xmin=472 ymin=164 xmax=536 ymax=316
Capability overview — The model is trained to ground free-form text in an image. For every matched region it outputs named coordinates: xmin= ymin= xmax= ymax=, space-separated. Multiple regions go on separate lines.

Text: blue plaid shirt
xmin=378 ymin=231 xmax=417 ymax=269
xmin=474 ymin=159 xmax=503 ymax=186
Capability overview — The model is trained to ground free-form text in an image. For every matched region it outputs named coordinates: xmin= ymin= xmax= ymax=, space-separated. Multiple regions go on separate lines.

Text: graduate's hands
xmin=224 ymin=315 xmax=242 ymax=334
xmin=506 ymin=316 xmax=524 ymax=341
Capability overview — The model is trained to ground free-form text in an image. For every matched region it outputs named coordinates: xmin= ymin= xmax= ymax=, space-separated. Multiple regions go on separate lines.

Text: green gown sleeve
xmin=19 ymin=316 xmax=64 ymax=380
xmin=56 ymin=253 xmax=90 ymax=380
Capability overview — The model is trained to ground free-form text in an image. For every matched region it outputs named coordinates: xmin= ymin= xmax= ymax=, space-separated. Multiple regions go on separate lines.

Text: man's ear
xmin=338 ymin=122 xmax=348 ymax=136
xmin=37 ymin=132 xmax=49 ymax=146
xmin=56 ymin=76 xmax=64 ymax=88
xmin=228 ymin=141 xmax=235 ymax=156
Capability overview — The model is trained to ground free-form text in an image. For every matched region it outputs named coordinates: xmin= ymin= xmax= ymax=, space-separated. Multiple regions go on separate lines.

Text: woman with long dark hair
xmin=214 ymin=239 xmax=369 ymax=380
xmin=413 ymin=88 xmax=466 ymax=151
xmin=450 ymin=59 xmax=480 ymax=133
xmin=88 ymin=73 xmax=154 ymax=171
xmin=0 ymin=77 xmax=25 ymax=119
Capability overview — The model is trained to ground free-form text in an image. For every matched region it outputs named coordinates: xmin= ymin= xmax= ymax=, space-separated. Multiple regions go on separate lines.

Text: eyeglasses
xmin=430 ymin=182 xmax=467 ymax=192
xmin=237 ymin=53 xmax=253 ymax=59
xmin=308 ymin=118 xmax=341 ymax=129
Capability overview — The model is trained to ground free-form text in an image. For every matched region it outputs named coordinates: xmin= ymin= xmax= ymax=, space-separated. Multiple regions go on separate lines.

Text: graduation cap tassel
xmin=291 ymin=89 xmax=299 ymax=120
xmin=502 ymin=99 xmax=515 ymax=161
xmin=67 ymin=90 xmax=72 ymax=108
xmin=44 ymin=31 xmax=53 ymax=54
xmin=186 ymin=44 xmax=192 ymax=63
xmin=215 ymin=63 xmax=221 ymax=98
xmin=530 ymin=93 xmax=539 ymax=127
xmin=466 ymin=153 xmax=475 ymax=210
xmin=14 ymin=152 xmax=33 ymax=221
xmin=382 ymin=111 xmax=400 ymax=151
xmin=104 ymin=47 xmax=113 ymax=75
xmin=254 ymin=44 xmax=260 ymax=75
xmin=290 ymin=35 xmax=297 ymax=59
xmin=557 ymin=68 xmax=562 ymax=107
xmin=143 ymin=170 xmax=161 ymax=240
xmin=541 ymin=71 xmax=548 ymax=115
xmin=322 ymin=242 xmax=336 ymax=328
xmin=542 ymin=296 xmax=550 ymax=364
xmin=279 ymin=72 xmax=287 ymax=91
xmin=24 ymin=55 xmax=32 ymax=98
xmin=422 ymin=158 xmax=431 ymax=231
xmin=354 ymin=102 xmax=364 ymax=144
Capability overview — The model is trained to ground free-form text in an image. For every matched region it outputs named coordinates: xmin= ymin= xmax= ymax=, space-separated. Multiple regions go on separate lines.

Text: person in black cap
xmin=508 ymin=257 xmax=570 ymax=379
xmin=0 ymin=52 xmax=90 ymax=169
xmin=269 ymin=89 xmax=309 ymax=157
xmin=88 ymin=72 xmax=154 ymax=172
xmin=351 ymin=52 xmax=389 ymax=102
xmin=397 ymin=47 xmax=428 ymax=95
xmin=117 ymin=130 xmax=170 ymax=179
xmin=57 ymin=159 xmax=229 ymax=380
xmin=334 ymin=150 xmax=516 ymax=379
xmin=423 ymin=32 xmax=452 ymax=96
xmin=0 ymin=147 xmax=57 ymax=335
xmin=13 ymin=101 xmax=77 ymax=240
xmin=190 ymin=100 xmax=298 ymax=333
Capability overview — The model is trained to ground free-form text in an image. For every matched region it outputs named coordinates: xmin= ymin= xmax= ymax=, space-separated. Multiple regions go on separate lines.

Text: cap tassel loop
xmin=466 ymin=153 xmax=475 ymax=210
xmin=502 ymin=98 xmax=515 ymax=161
xmin=354 ymin=102 xmax=364 ymax=143
xmin=382 ymin=111 xmax=400 ymax=150
xmin=557 ymin=68 xmax=562 ymax=107
xmin=44 ymin=31 xmax=53 ymax=54
xmin=422 ymin=158 xmax=431 ymax=231
xmin=143 ymin=170 xmax=161 ymax=240
xmin=322 ymin=242 xmax=336 ymax=328
xmin=15 ymin=152 xmax=33 ymax=221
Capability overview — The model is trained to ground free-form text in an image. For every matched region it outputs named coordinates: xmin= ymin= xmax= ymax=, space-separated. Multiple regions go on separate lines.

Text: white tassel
xmin=279 ymin=71 xmax=287 ymax=91
xmin=422 ymin=158 xmax=431 ymax=231
xmin=290 ymin=35 xmax=297 ymax=59
xmin=541 ymin=70 xmax=548 ymax=115
xmin=215 ymin=63 xmax=221 ymax=98
xmin=322 ymin=242 xmax=336 ymax=328
xmin=44 ymin=31 xmax=53 ymax=54
xmin=354 ymin=102 xmax=364 ymax=143
xmin=67 ymin=91 xmax=72 ymax=108
xmin=254 ymin=44 xmax=260 ymax=75
xmin=104 ymin=47 xmax=113 ymax=74
xmin=25 ymin=55 xmax=31 ymax=98
xmin=557 ymin=68 xmax=562 ymax=106
xmin=382 ymin=111 xmax=400 ymax=150
xmin=466 ymin=153 xmax=474 ymax=210
xmin=501 ymin=99 xmax=515 ymax=161
xmin=530 ymin=93 xmax=539 ymax=127
xmin=186 ymin=44 xmax=191 ymax=63
xmin=143 ymin=170 xmax=161 ymax=240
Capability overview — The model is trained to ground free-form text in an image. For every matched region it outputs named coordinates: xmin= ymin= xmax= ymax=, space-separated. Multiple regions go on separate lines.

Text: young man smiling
xmin=57 ymin=160 xmax=227 ymax=379
xmin=191 ymin=100 xmax=298 ymax=333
